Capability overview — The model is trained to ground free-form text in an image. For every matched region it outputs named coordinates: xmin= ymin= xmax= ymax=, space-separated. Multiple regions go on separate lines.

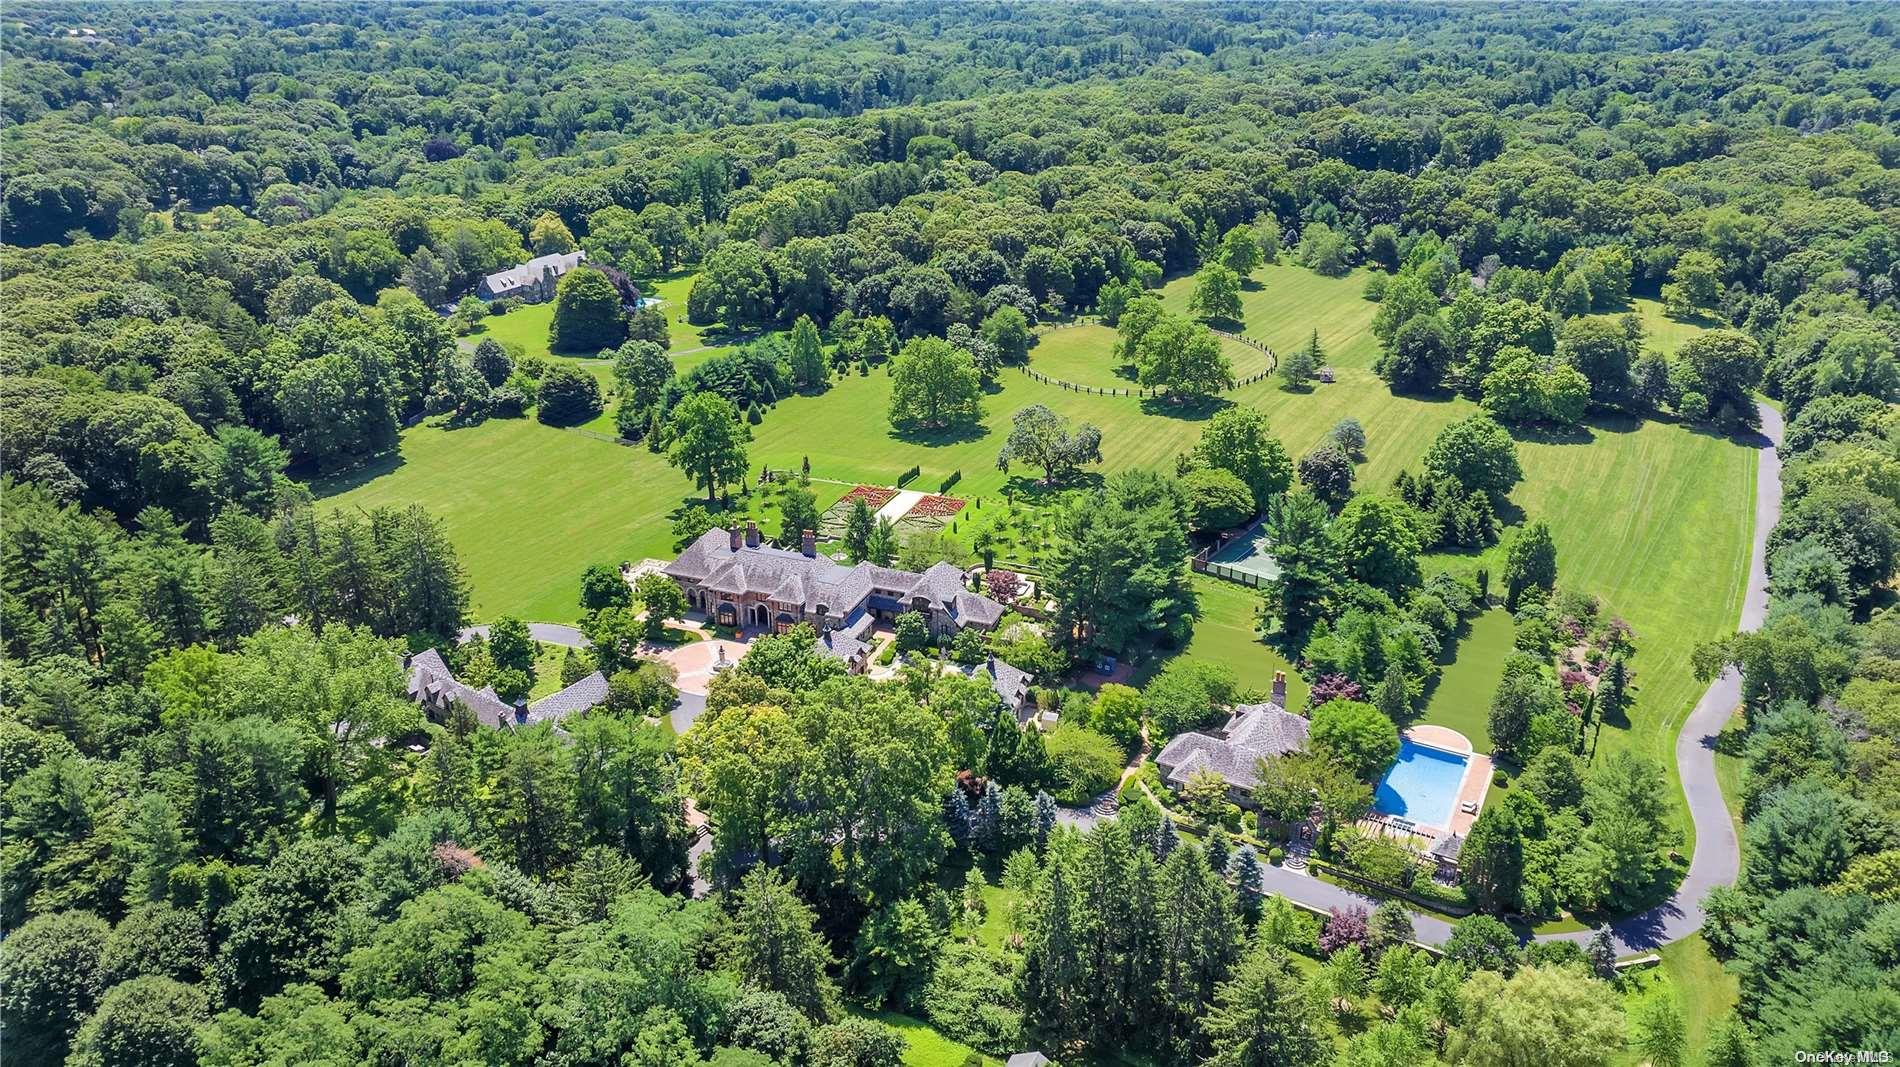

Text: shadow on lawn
xmin=308 ymin=450 xmax=408 ymax=498
xmin=888 ymin=421 xmax=991 ymax=446
xmin=1138 ymin=393 xmax=1232 ymax=420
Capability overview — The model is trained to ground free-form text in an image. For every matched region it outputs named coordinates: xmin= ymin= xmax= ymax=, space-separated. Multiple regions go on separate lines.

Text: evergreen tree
xmin=974 ymin=781 xmax=1002 ymax=852
xmin=1199 ymin=937 xmax=1326 ymax=1067
xmin=1034 ymin=790 xmax=1058 ymax=852
xmin=1154 ymin=844 xmax=1242 ymax=1062
xmin=1156 ymin=815 xmax=1179 ymax=860
xmin=1368 ymin=899 xmax=1416 ymax=955
xmin=732 ymin=867 xmax=838 ymax=1023
xmin=1373 ymin=662 xmax=1411 ymax=722
xmin=1585 ymin=927 xmax=1617 ymax=980
xmin=1205 ymin=827 xmax=1231 ymax=874
xmin=1022 ymin=834 xmax=1089 ymax=1041
xmin=1230 ymin=846 xmax=1264 ymax=920
xmin=944 ymin=790 xmax=973 ymax=850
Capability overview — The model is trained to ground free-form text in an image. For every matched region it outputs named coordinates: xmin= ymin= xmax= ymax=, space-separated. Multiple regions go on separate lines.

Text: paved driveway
xmin=459 ymin=622 xmax=590 ymax=648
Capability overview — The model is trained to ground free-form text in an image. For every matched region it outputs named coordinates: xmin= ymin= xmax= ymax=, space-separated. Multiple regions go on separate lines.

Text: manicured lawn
xmin=469 ymin=299 xmax=561 ymax=358
xmin=847 ymin=1009 xmax=1000 ymax=1067
xmin=526 ymin=642 xmax=577 ymax=699
xmin=1416 ymin=606 xmax=1514 ymax=751
xmin=315 ymin=417 xmax=702 ymax=622
xmin=1163 ymin=576 xmax=1309 ymax=707
xmin=1158 ymin=262 xmax=1382 ymax=369
xmin=1028 ymin=323 xmax=1270 ymax=390
xmin=1653 ymin=934 xmax=1739 ymax=1060
xmin=1592 ymin=296 xmax=1720 ymax=358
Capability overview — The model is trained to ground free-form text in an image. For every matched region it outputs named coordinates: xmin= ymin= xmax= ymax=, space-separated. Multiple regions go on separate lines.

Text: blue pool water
xmin=1373 ymin=739 xmax=1470 ymax=828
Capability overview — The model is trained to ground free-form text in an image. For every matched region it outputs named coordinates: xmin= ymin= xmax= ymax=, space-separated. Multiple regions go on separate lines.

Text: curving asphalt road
xmin=1257 ymin=403 xmax=1784 ymax=952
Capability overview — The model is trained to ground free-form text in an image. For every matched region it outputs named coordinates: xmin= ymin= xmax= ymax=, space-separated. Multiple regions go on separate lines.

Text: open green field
xmin=1593 ymin=296 xmax=1721 ymax=358
xmin=1029 ymin=323 xmax=1271 ymax=389
xmin=1159 ymin=262 xmax=1382 ymax=368
xmin=1167 ymin=576 xmax=1309 ymax=707
xmin=321 ymin=263 xmax=1754 ymax=841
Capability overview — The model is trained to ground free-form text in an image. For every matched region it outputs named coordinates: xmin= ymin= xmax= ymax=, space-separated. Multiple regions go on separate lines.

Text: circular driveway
xmin=655 ymin=637 xmax=750 ymax=696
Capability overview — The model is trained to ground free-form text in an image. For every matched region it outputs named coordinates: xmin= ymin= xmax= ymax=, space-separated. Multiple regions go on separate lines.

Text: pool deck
xmin=1398 ymin=725 xmax=1492 ymax=838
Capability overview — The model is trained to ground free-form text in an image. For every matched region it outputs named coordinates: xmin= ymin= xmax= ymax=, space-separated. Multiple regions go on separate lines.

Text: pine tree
xmin=974 ymin=781 xmax=1002 ymax=852
xmin=1368 ymin=899 xmax=1416 ymax=955
xmin=1017 ymin=722 xmax=1049 ymax=787
xmin=1205 ymin=827 xmax=1231 ymax=874
xmin=1230 ymin=846 xmax=1264 ymax=920
xmin=1586 ymin=927 xmax=1617 ymax=980
xmin=1374 ymin=663 xmax=1411 ymax=722
xmin=1022 ymin=835 xmax=1089 ymax=1041
xmin=1156 ymin=816 xmax=1179 ymax=860
xmin=1154 ymin=844 xmax=1242 ymax=1062
xmin=945 ymin=790 xmax=972 ymax=850
xmin=1199 ymin=937 xmax=1326 ymax=1067
xmin=983 ymin=709 xmax=1023 ymax=782
xmin=732 ymin=867 xmax=839 ymax=1022
xmin=1033 ymin=790 xmax=1058 ymax=852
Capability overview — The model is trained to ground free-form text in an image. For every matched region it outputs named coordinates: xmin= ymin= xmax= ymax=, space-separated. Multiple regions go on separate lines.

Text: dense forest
xmin=3 ymin=3 xmax=1898 ymax=1066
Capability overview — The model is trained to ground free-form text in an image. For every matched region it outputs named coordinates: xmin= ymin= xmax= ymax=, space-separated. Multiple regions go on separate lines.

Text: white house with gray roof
xmin=663 ymin=522 xmax=1006 ymax=641
xmin=1154 ymin=672 xmax=1307 ymax=807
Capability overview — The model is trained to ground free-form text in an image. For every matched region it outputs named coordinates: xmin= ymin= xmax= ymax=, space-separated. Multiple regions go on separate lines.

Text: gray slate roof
xmin=407 ymin=651 xmax=608 ymax=730
xmin=665 ymin=528 xmax=1004 ymax=626
xmin=1007 ymin=1055 xmax=1052 ymax=1067
xmin=526 ymin=670 xmax=609 ymax=723
xmin=957 ymin=656 xmax=1034 ymax=717
xmin=407 ymin=648 xmax=514 ymax=728
xmin=1155 ymin=701 xmax=1309 ymax=791
xmin=479 ymin=250 xmax=586 ymax=295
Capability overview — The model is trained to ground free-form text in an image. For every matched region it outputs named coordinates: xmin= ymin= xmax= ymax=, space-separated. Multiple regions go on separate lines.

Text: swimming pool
xmin=1373 ymin=738 xmax=1471 ymax=829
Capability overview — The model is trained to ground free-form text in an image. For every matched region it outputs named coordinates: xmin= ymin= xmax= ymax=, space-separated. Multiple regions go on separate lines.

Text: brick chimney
xmin=729 ymin=526 xmax=743 ymax=551
xmin=745 ymin=520 xmax=760 ymax=548
xmin=1271 ymin=670 xmax=1287 ymax=709
xmin=801 ymin=529 xmax=816 ymax=557
xmin=513 ymin=698 xmax=529 ymax=725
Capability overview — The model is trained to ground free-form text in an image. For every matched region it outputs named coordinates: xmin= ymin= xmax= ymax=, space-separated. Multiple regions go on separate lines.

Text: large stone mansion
xmin=664 ymin=522 xmax=1007 ymax=642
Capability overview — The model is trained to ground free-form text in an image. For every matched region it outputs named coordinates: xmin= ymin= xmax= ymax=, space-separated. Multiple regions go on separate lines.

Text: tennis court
xmin=1202 ymin=521 xmax=1280 ymax=587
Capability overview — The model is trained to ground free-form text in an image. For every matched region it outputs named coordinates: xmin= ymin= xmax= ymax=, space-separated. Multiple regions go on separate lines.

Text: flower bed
xmin=838 ymin=484 xmax=899 ymax=510
xmin=908 ymin=493 xmax=966 ymax=518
